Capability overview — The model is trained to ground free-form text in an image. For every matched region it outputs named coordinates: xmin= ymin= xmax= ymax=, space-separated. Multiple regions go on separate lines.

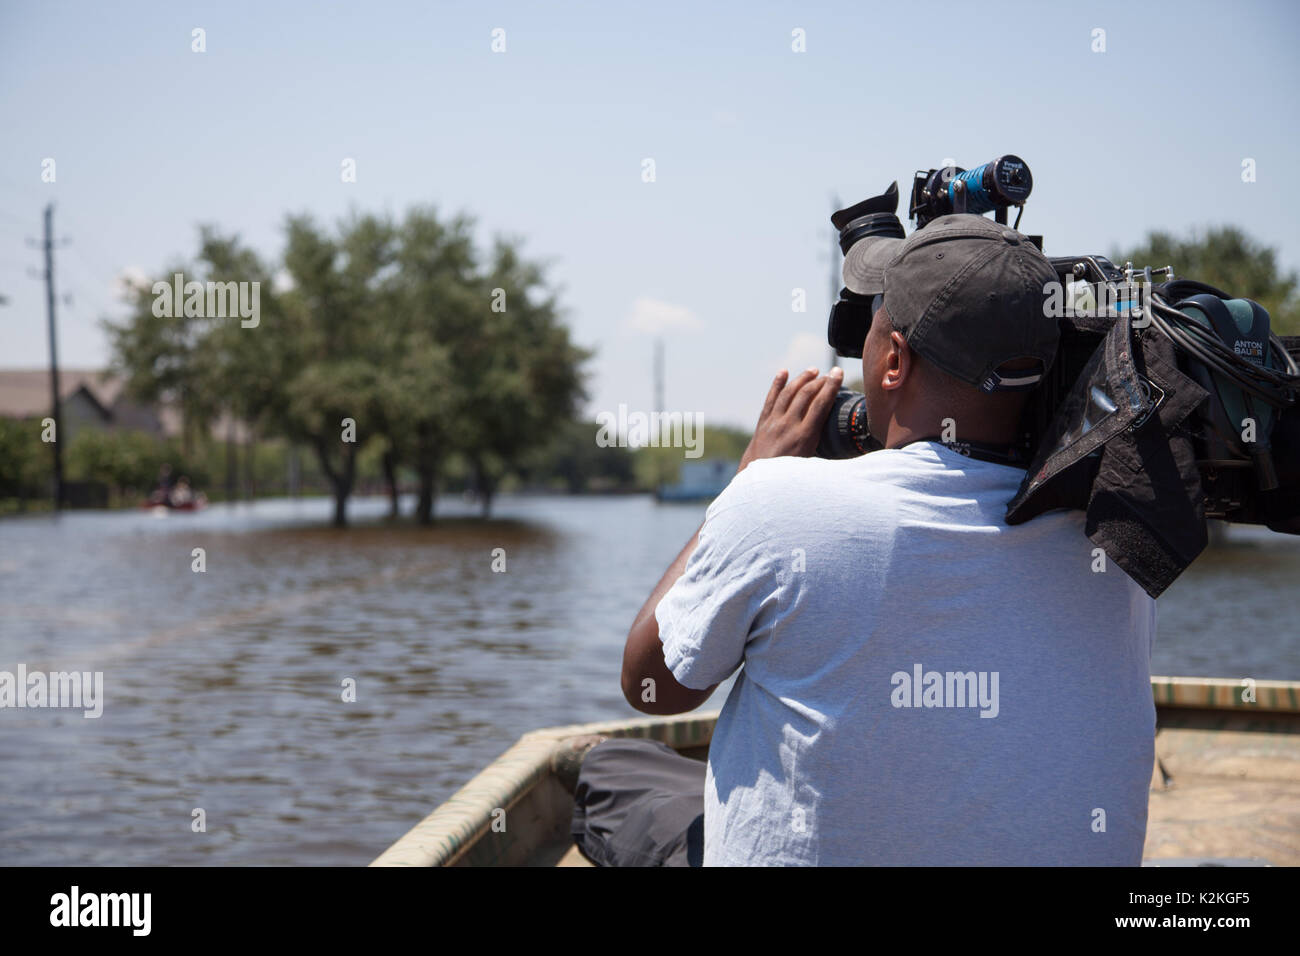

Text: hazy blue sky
xmin=2 ymin=0 xmax=1298 ymax=428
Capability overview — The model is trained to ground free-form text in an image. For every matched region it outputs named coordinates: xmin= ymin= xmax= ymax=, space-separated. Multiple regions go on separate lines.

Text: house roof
xmin=0 ymin=368 xmax=126 ymax=418
xmin=0 ymin=367 xmax=245 ymax=441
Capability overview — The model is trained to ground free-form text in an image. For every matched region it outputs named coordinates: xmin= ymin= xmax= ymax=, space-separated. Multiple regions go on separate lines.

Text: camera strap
xmin=904 ymin=437 xmax=1027 ymax=469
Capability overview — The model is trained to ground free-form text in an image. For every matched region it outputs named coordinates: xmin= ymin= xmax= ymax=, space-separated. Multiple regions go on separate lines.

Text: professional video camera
xmin=821 ymin=156 xmax=1042 ymax=459
xmin=819 ymin=155 xmax=1300 ymax=595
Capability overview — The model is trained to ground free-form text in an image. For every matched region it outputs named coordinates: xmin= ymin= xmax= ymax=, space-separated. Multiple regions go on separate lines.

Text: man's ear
xmin=881 ymin=330 xmax=912 ymax=392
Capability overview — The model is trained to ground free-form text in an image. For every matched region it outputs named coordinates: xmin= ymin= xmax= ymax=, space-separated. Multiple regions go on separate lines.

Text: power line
xmin=59 ymin=213 xmax=124 ymax=282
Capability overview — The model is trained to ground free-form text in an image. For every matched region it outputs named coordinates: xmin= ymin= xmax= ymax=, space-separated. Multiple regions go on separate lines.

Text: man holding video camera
xmin=593 ymin=212 xmax=1158 ymax=867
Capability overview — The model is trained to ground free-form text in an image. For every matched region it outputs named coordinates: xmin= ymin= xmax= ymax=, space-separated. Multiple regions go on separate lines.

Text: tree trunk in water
xmin=416 ymin=468 xmax=437 ymax=525
xmin=314 ymin=438 xmax=355 ymax=528
xmin=243 ymin=430 xmax=256 ymax=502
xmin=332 ymin=488 xmax=348 ymax=528
xmin=337 ymin=444 xmax=356 ymax=528
xmin=225 ymin=419 xmax=239 ymax=502
xmin=382 ymin=450 xmax=399 ymax=519
xmin=414 ymin=431 xmax=441 ymax=526
xmin=474 ymin=461 xmax=496 ymax=519
xmin=180 ymin=388 xmax=193 ymax=461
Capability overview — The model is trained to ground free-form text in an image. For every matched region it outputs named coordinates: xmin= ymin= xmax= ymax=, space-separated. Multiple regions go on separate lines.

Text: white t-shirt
xmin=656 ymin=442 xmax=1157 ymax=866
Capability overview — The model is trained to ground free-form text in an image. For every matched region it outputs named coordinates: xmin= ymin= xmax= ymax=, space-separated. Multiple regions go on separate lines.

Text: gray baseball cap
xmin=841 ymin=231 xmax=898 ymax=299
xmin=850 ymin=214 xmax=1061 ymax=393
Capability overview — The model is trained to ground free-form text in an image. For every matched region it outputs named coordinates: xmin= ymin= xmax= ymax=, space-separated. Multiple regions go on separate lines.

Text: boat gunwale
xmin=1151 ymin=675 xmax=1297 ymax=713
xmin=371 ymin=676 xmax=1300 ymax=867
xmin=369 ymin=711 xmax=718 ymax=867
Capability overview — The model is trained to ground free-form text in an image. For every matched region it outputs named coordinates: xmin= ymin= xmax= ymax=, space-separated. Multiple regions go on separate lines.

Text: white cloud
xmin=779 ymin=332 xmax=833 ymax=374
xmin=624 ymin=297 xmax=700 ymax=334
xmin=113 ymin=265 xmax=150 ymax=299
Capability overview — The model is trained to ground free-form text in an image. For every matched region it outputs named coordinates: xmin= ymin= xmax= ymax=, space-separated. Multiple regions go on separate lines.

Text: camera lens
xmin=816 ymin=389 xmax=881 ymax=459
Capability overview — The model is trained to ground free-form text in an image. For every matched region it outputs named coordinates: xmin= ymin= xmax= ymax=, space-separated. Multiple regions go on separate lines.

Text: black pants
xmin=570 ymin=738 xmax=705 ymax=867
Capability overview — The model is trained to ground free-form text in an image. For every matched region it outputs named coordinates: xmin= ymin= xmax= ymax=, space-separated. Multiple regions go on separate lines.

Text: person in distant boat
xmin=586 ymin=215 xmax=1157 ymax=867
xmin=169 ymin=476 xmax=194 ymax=506
xmin=148 ymin=463 xmax=175 ymax=506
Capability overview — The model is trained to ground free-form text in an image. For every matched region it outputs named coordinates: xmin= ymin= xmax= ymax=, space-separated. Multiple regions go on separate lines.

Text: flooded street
xmin=1 ymin=495 xmax=1297 ymax=865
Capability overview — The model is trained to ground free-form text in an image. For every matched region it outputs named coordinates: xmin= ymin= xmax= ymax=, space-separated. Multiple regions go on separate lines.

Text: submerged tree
xmin=391 ymin=207 xmax=478 ymax=524
xmin=105 ymin=206 xmax=589 ymax=526
xmin=276 ymin=212 xmax=402 ymax=526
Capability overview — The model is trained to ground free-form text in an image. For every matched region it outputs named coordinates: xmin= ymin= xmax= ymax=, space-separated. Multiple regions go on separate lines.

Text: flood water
xmin=1 ymin=494 xmax=1297 ymax=866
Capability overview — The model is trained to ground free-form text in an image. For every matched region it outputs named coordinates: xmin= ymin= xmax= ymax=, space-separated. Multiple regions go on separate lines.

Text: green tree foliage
xmin=450 ymin=238 xmax=590 ymax=517
xmin=106 ymin=255 xmax=223 ymax=456
xmin=0 ymin=417 xmax=49 ymax=507
xmin=1114 ymin=227 xmax=1300 ymax=334
xmin=105 ymin=227 xmax=280 ymax=501
xmin=521 ymin=420 xmax=637 ymax=493
xmin=64 ymin=429 xmax=170 ymax=496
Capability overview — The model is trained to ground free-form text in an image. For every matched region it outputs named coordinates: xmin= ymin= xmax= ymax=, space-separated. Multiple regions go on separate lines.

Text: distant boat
xmin=371 ymin=676 xmax=1300 ymax=867
xmin=140 ymin=495 xmax=208 ymax=513
xmin=656 ymin=458 xmax=737 ymax=502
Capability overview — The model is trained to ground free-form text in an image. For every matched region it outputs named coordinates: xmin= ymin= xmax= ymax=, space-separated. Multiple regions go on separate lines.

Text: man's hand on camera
xmin=622 ymin=365 xmax=842 ymax=715
xmin=738 ymin=366 xmax=843 ymax=471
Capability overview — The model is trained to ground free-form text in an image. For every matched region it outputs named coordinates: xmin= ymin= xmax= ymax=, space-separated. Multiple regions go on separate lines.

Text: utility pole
xmin=42 ymin=203 xmax=65 ymax=510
